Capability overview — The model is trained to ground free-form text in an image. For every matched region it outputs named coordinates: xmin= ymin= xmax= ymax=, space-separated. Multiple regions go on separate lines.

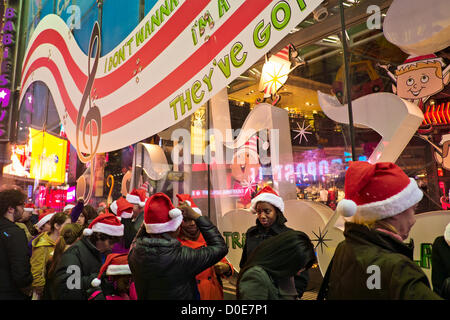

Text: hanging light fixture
xmin=259 ymin=44 xmax=305 ymax=102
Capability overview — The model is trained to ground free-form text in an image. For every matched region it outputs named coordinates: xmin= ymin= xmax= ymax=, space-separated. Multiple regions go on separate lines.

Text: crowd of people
xmin=0 ymin=161 xmax=449 ymax=300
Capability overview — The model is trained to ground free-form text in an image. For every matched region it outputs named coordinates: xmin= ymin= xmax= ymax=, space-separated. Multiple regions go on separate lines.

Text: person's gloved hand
xmin=178 ymin=201 xmax=201 ymax=221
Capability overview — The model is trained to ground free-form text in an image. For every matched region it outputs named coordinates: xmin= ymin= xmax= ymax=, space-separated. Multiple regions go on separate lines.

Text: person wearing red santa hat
xmin=319 ymin=161 xmax=442 ymax=300
xmin=111 ymin=197 xmax=134 ymax=254
xmin=176 ymin=194 xmax=234 ymax=300
xmin=239 ymin=185 xmax=310 ymax=299
xmin=34 ymin=210 xmax=55 ymax=233
xmin=123 ymin=188 xmax=147 ymax=248
xmin=52 ymin=213 xmax=123 ymax=300
xmin=128 ymin=192 xmax=227 ymax=299
xmin=87 ymin=253 xmax=137 ymax=300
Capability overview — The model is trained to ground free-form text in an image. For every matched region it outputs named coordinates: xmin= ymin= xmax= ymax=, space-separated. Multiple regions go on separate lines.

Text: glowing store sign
xmin=0 ymin=7 xmax=16 ymax=141
xmin=245 ymin=156 xmax=367 ymax=184
xmin=66 ymin=186 xmax=76 ymax=202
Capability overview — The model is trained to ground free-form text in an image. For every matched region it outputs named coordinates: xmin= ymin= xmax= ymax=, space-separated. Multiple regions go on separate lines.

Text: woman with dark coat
xmin=53 ymin=213 xmax=123 ymax=300
xmin=319 ymin=162 xmax=442 ymax=300
xmin=431 ymin=222 xmax=450 ymax=299
xmin=128 ymin=193 xmax=227 ymax=300
xmin=237 ymin=230 xmax=316 ymax=300
xmin=239 ymin=186 xmax=310 ymax=298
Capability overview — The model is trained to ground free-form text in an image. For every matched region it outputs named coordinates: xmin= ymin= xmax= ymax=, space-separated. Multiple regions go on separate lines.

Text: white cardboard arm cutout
xmin=318 ymin=91 xmax=424 ymax=163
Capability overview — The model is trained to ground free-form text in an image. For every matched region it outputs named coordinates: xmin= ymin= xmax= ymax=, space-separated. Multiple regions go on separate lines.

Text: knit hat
xmin=445 ymin=222 xmax=450 ymax=247
xmin=140 ymin=182 xmax=150 ymax=197
xmin=24 ymin=203 xmax=35 ymax=212
xmin=235 ymin=135 xmax=259 ymax=161
xmin=336 ymin=161 xmax=423 ymax=222
xmin=63 ymin=204 xmax=75 ymax=212
xmin=35 ymin=211 xmax=55 ymax=229
xmin=83 ymin=213 xmax=124 ymax=237
xmin=250 ymin=186 xmax=284 ymax=213
xmin=116 ymin=197 xmax=133 ymax=219
xmin=126 ymin=188 xmax=147 ymax=207
xmin=176 ymin=194 xmax=202 ymax=215
xmin=109 ymin=200 xmax=118 ymax=215
xmin=143 ymin=192 xmax=183 ymax=234
xmin=91 ymin=253 xmax=131 ymax=287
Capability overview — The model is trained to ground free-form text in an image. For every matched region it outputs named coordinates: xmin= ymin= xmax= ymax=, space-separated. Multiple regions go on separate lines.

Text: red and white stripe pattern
xmin=19 ymin=0 xmax=323 ymax=154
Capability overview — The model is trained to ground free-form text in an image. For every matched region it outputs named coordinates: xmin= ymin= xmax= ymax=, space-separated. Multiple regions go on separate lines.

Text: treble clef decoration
xmin=75 ymin=22 xmax=102 ymax=203
xmin=76 ymin=21 xmax=102 ymax=163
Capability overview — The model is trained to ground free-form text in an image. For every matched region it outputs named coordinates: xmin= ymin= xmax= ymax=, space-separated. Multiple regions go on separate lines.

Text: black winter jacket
xmin=240 ymin=219 xmax=310 ymax=298
xmin=0 ymin=217 xmax=33 ymax=299
xmin=128 ymin=216 xmax=228 ymax=300
xmin=52 ymin=236 xmax=106 ymax=300
xmin=432 ymin=236 xmax=450 ymax=299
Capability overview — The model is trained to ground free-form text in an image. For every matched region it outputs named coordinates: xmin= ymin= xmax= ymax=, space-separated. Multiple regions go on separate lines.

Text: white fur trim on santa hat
xmin=126 ymin=194 xmax=146 ymax=207
xmin=444 ymin=222 xmax=450 ymax=247
xmin=35 ymin=213 xmax=55 ymax=229
xmin=145 ymin=210 xmax=183 ymax=234
xmin=91 ymin=278 xmax=102 ymax=287
xmin=192 ymin=207 xmax=202 ymax=215
xmin=63 ymin=204 xmax=75 ymax=212
xmin=251 ymin=192 xmax=284 ymax=213
xmin=110 ymin=201 xmax=118 ymax=215
xmin=352 ymin=178 xmax=423 ymax=222
xmin=86 ymin=222 xmax=124 ymax=237
xmin=24 ymin=207 xmax=34 ymax=212
xmin=106 ymin=264 xmax=131 ymax=276
xmin=336 ymin=199 xmax=357 ymax=217
xmin=120 ymin=211 xmax=133 ymax=219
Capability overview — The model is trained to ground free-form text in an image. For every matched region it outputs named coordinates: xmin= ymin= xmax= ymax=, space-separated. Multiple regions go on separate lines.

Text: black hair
xmin=254 ymin=203 xmax=287 ymax=227
xmin=89 ymin=232 xmax=121 ymax=244
xmin=236 ymin=230 xmax=316 ymax=299
xmin=0 ymin=189 xmax=27 ymax=216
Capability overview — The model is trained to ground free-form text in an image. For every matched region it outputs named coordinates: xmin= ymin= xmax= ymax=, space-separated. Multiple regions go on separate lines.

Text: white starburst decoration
xmin=293 ymin=121 xmax=312 ymax=144
xmin=241 ymin=178 xmax=257 ymax=196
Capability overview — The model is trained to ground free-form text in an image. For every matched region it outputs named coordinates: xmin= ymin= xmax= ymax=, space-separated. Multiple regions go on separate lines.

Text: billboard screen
xmin=29 ymin=128 xmax=68 ymax=183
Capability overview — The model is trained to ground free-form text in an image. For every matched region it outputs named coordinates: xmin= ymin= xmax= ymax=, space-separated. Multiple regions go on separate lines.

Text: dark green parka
xmin=322 ymin=222 xmax=442 ymax=300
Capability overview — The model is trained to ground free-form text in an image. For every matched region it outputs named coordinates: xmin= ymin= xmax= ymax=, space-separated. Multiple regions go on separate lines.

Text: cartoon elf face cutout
xmin=395 ymin=62 xmax=450 ymax=100
xmin=230 ymin=149 xmax=260 ymax=183
xmin=380 ymin=54 xmax=450 ymax=107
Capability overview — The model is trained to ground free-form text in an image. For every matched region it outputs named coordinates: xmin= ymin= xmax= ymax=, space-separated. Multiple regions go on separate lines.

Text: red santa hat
xmin=397 ymin=54 xmax=445 ymax=70
xmin=250 ymin=186 xmax=284 ymax=213
xmin=176 ymin=194 xmax=202 ymax=215
xmin=126 ymin=188 xmax=147 ymax=207
xmin=116 ymin=197 xmax=133 ymax=219
xmin=24 ymin=203 xmax=35 ymax=212
xmin=143 ymin=193 xmax=183 ymax=234
xmin=35 ymin=211 xmax=55 ymax=229
xmin=91 ymin=253 xmax=131 ymax=287
xmin=83 ymin=213 xmax=124 ymax=237
xmin=336 ymin=162 xmax=423 ymax=222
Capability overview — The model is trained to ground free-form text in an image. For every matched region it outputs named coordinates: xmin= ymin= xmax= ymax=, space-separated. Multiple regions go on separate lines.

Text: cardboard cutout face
xmin=395 ymin=65 xmax=449 ymax=100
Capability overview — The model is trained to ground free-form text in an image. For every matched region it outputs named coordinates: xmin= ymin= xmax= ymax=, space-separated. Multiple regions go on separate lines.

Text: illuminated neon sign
xmin=0 ymin=7 xmax=16 ymax=141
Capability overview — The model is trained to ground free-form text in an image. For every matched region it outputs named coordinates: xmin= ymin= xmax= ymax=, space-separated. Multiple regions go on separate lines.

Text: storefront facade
xmin=1 ymin=0 xmax=449 ymax=282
